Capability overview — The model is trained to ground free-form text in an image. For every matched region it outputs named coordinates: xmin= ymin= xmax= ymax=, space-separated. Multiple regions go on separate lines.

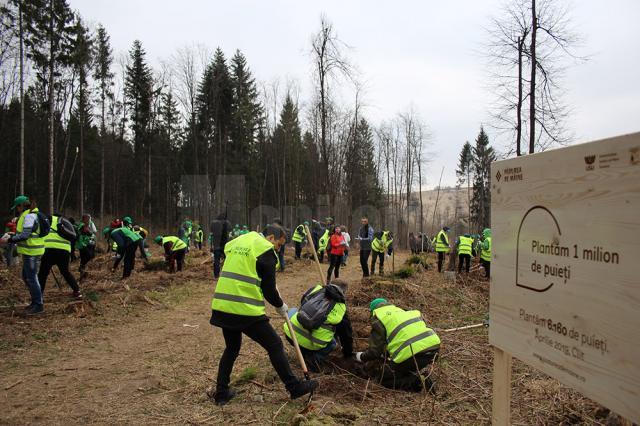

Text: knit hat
xmin=154 ymin=235 xmax=163 ymax=244
xmin=369 ymin=298 xmax=387 ymax=311
xmin=123 ymin=216 xmax=133 ymax=225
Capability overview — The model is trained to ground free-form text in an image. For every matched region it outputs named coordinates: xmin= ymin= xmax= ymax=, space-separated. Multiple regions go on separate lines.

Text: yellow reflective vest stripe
xmin=481 ymin=237 xmax=492 ymax=261
xmin=458 ymin=236 xmax=473 ymax=256
xmin=283 ymin=284 xmax=346 ymax=351
xmin=373 ymin=304 xmax=440 ymax=364
xmin=16 ymin=208 xmax=45 ymax=256
xmin=44 ymin=216 xmax=72 ymax=252
xmin=433 ymin=230 xmax=450 ymax=253
xmin=211 ymin=232 xmax=276 ymax=316
xmin=162 ymin=236 xmax=187 ymax=251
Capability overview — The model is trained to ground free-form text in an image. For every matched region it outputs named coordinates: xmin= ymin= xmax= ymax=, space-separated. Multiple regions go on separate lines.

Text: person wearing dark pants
xmin=155 ymin=235 xmax=187 ymax=273
xmin=456 ymin=234 xmax=473 ymax=274
xmin=283 ymin=280 xmax=353 ymax=372
xmin=38 ymin=249 xmax=81 ymax=297
xmin=433 ymin=226 xmax=450 ymax=273
xmin=210 ymin=225 xmax=317 ymax=405
xmin=355 ymin=298 xmax=440 ymax=392
xmin=110 ymin=226 xmax=142 ymax=279
xmin=370 ymin=231 xmax=394 ymax=275
xmin=326 ymin=226 xmax=346 ymax=283
xmin=209 ymin=213 xmax=231 ymax=279
xmin=356 ymin=217 xmax=374 ymax=278
xmin=292 ymin=222 xmax=308 ymax=260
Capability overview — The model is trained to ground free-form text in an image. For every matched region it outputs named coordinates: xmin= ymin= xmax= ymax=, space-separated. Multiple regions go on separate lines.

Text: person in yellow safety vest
xmin=195 ymin=226 xmax=204 ymax=250
xmin=283 ymin=280 xmax=353 ymax=372
xmin=432 ymin=226 xmax=450 ymax=273
xmin=370 ymin=230 xmax=394 ymax=275
xmin=133 ymin=225 xmax=150 ymax=259
xmin=38 ymin=214 xmax=83 ymax=299
xmin=317 ymin=228 xmax=330 ymax=263
xmin=155 ymin=235 xmax=187 ymax=272
xmin=209 ymin=225 xmax=318 ymax=405
xmin=456 ymin=233 xmax=474 ymax=273
xmin=354 ymin=298 xmax=441 ymax=392
xmin=292 ymin=221 xmax=308 ymax=260
xmin=0 ymin=196 xmax=47 ymax=314
xmin=480 ymin=228 xmax=492 ymax=279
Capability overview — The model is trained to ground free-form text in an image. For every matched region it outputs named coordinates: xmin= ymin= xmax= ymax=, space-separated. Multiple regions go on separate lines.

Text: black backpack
xmin=34 ymin=211 xmax=51 ymax=238
xmin=296 ymin=284 xmax=345 ymax=330
xmin=56 ymin=216 xmax=77 ymax=242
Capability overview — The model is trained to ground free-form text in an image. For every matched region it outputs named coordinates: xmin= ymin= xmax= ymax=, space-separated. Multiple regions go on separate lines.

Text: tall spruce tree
xmin=470 ymin=127 xmax=495 ymax=231
xmin=345 ymin=118 xmax=383 ymax=209
xmin=93 ymin=24 xmax=113 ymax=224
xmin=124 ymin=40 xmax=153 ymax=217
xmin=271 ymin=95 xmax=302 ymax=210
xmin=23 ymin=0 xmax=74 ymax=212
xmin=69 ymin=16 xmax=92 ymax=214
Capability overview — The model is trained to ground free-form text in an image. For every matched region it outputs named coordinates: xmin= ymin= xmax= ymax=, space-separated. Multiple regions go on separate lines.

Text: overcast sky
xmin=69 ymin=0 xmax=640 ymax=188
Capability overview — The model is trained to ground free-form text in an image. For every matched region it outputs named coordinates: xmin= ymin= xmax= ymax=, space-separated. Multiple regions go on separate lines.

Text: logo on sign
xmin=631 ymin=147 xmax=639 ymax=165
xmin=584 ymin=155 xmax=595 ymax=171
xmin=496 ymin=170 xmax=502 ymax=182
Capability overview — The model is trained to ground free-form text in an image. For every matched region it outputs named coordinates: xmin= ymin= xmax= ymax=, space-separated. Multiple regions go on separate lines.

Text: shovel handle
xmin=304 ymin=225 xmax=326 ymax=284
xmin=284 ymin=313 xmax=309 ymax=378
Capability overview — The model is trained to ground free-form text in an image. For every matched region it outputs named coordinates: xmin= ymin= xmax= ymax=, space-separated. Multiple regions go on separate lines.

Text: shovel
xmin=283 ymin=312 xmax=314 ymax=403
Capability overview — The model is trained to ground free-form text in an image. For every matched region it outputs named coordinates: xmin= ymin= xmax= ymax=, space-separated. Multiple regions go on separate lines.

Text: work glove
xmin=275 ymin=302 xmax=289 ymax=318
xmin=354 ymin=352 xmax=363 ymax=363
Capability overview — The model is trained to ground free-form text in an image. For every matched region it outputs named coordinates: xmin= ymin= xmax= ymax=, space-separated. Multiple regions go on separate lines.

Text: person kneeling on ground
xmin=155 ymin=235 xmax=187 ymax=273
xmin=209 ymin=225 xmax=318 ymax=406
xmin=283 ymin=279 xmax=353 ymax=372
xmin=354 ymin=298 xmax=440 ymax=392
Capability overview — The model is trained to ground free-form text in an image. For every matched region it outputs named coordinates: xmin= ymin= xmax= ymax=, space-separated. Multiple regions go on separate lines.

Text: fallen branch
xmin=4 ymin=379 xmax=23 ymax=390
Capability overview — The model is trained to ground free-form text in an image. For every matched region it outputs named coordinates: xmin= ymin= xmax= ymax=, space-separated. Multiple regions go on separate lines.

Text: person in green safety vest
xmin=76 ymin=214 xmax=97 ymax=274
xmin=292 ymin=221 xmax=309 ymax=260
xmin=283 ymin=280 xmax=353 ymax=372
xmin=209 ymin=224 xmax=318 ymax=405
xmin=480 ymin=228 xmax=492 ymax=279
xmin=110 ymin=224 xmax=142 ymax=278
xmin=432 ymin=226 xmax=451 ymax=273
xmin=456 ymin=233 xmax=474 ymax=273
xmin=1 ymin=196 xmax=47 ymax=315
xmin=354 ymin=298 xmax=441 ymax=392
xmin=155 ymin=235 xmax=188 ymax=272
xmin=194 ymin=225 xmax=204 ymax=250
xmin=179 ymin=220 xmax=193 ymax=247
xmin=38 ymin=214 xmax=83 ymax=300
xmin=370 ymin=230 xmax=394 ymax=275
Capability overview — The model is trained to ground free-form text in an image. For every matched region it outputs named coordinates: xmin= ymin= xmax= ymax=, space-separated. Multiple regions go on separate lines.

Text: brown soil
xmin=0 ymin=247 xmax=624 ymax=425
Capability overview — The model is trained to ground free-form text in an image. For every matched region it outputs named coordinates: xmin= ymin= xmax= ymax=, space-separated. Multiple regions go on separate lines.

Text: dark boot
xmin=213 ymin=388 xmax=236 ymax=406
xmin=289 ymin=379 xmax=318 ymax=399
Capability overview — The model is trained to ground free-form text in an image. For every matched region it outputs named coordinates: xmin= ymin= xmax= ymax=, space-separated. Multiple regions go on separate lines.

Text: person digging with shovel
xmin=209 ymin=224 xmax=318 ymax=406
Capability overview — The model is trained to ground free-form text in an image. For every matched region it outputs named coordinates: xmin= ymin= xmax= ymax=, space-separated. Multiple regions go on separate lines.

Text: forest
xmin=0 ymin=1 xmax=500 ymax=236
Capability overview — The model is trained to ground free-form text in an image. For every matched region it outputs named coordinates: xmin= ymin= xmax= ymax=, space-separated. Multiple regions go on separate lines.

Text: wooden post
xmin=492 ymin=346 xmax=512 ymax=426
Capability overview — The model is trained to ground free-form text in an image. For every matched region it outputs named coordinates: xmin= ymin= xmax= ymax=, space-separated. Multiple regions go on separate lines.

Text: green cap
xmin=10 ymin=195 xmax=29 ymax=211
xmin=154 ymin=235 xmax=163 ymax=244
xmin=123 ymin=216 xmax=133 ymax=225
xmin=303 ymin=221 xmax=309 ymax=226
xmin=369 ymin=298 xmax=387 ymax=311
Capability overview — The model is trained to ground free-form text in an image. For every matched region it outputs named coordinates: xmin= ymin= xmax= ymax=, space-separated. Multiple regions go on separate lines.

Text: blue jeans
xmin=22 ymin=255 xmax=43 ymax=306
xmin=286 ymin=308 xmax=337 ymax=362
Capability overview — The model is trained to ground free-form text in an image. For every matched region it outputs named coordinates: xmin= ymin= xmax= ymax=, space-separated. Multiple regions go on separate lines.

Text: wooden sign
xmin=489 ymin=132 xmax=640 ymax=424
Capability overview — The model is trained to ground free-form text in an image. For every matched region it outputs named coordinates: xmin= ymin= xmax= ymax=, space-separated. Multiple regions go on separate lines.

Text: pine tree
xmin=69 ymin=16 xmax=92 ymax=214
xmin=124 ymin=40 xmax=153 ymax=217
xmin=470 ymin=127 xmax=495 ymax=231
xmin=93 ymin=24 xmax=113 ymax=224
xmin=456 ymin=141 xmax=473 ymax=231
xmin=345 ymin=118 xmax=383 ymax=209
xmin=23 ymin=0 xmax=74 ymax=212
xmin=271 ymin=95 xmax=302 ymax=210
